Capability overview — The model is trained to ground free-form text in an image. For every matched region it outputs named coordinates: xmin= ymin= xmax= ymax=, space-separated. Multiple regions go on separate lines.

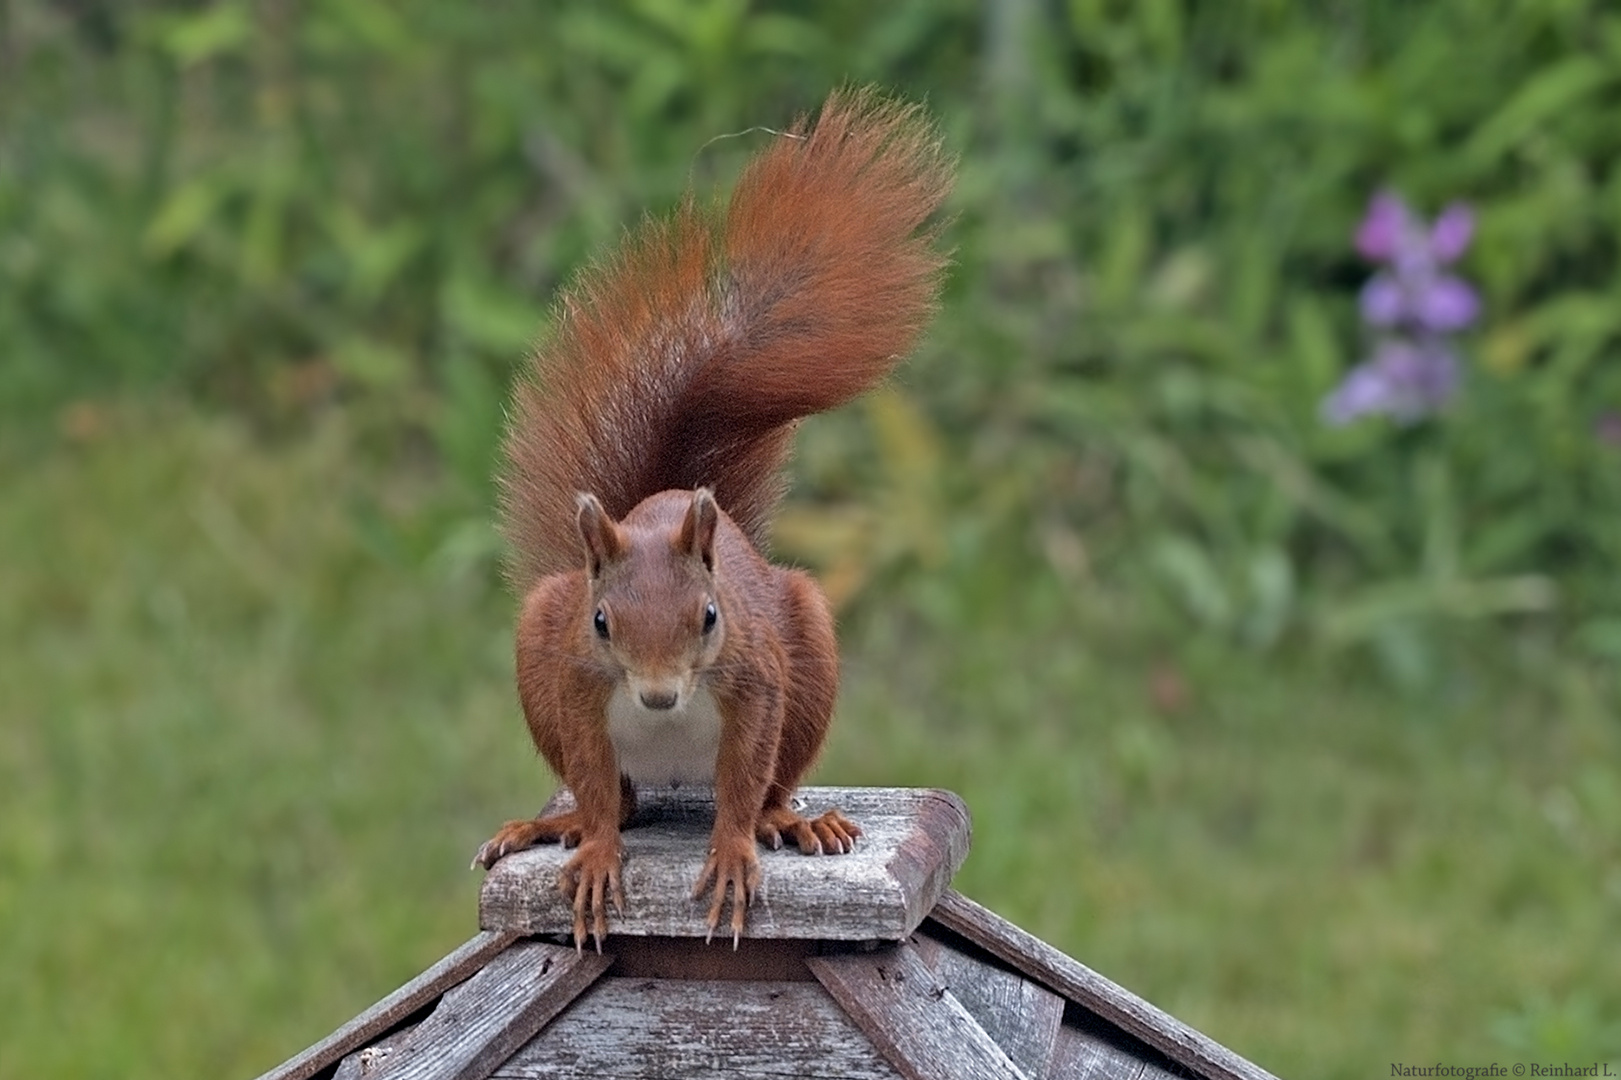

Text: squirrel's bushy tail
xmin=500 ymin=87 xmax=953 ymax=589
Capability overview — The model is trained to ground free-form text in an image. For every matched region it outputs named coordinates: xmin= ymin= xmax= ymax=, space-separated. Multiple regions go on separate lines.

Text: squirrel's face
xmin=576 ymin=489 xmax=724 ymax=711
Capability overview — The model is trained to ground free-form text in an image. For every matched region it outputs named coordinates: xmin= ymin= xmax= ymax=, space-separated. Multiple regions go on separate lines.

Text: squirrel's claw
xmin=755 ymin=806 xmax=860 ymax=857
xmin=474 ymin=812 xmax=595 ymax=872
xmin=558 ymin=838 xmax=625 ymax=953
xmin=694 ymin=838 xmax=759 ymax=947
xmin=808 ymin=810 xmax=861 ymax=856
xmin=471 ymin=839 xmax=505 ymax=871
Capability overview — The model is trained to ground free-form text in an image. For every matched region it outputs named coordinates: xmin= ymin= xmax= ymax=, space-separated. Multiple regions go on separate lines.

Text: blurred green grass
xmin=2 ymin=403 xmax=1616 ymax=1078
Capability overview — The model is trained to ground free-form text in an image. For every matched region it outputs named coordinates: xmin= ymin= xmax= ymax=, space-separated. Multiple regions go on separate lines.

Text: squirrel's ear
xmin=677 ymin=487 xmax=719 ymax=573
xmin=576 ymin=493 xmax=623 ymax=579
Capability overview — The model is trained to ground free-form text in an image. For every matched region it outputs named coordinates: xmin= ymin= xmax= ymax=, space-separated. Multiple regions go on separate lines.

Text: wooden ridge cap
xmin=478 ymin=786 xmax=971 ymax=941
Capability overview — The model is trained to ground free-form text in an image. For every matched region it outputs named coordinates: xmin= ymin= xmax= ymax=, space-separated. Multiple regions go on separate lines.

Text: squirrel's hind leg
xmin=753 ymin=569 xmax=859 ymax=854
xmin=473 ymin=774 xmax=637 ymax=869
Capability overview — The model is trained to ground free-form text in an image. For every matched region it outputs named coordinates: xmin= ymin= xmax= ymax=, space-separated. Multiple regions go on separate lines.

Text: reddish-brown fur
xmin=474 ymin=88 xmax=953 ymax=951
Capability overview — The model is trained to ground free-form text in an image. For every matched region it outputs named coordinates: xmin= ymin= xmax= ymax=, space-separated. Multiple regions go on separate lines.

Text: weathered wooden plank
xmin=928 ymin=891 xmax=1278 ymax=1080
xmin=493 ymin=977 xmax=902 ymax=1079
xmin=374 ymin=939 xmax=611 ymax=1080
xmin=917 ymin=927 xmax=1187 ymax=1079
xmin=808 ymin=943 xmax=1030 ymax=1080
xmin=882 ymin=788 xmax=973 ymax=935
xmin=913 ymin=928 xmax=1065 ymax=1078
xmin=1047 ymin=1018 xmax=1154 ymax=1080
xmin=1139 ymin=1061 xmax=1198 ymax=1080
xmin=250 ymin=930 xmax=519 ymax=1080
xmin=333 ymin=1023 xmax=419 ymax=1080
xmin=479 ymin=786 xmax=970 ymax=942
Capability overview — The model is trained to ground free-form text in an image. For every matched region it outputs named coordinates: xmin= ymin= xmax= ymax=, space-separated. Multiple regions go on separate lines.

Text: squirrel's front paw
xmin=692 ymin=835 xmax=761 ymax=949
xmin=557 ymin=837 xmax=625 ymax=954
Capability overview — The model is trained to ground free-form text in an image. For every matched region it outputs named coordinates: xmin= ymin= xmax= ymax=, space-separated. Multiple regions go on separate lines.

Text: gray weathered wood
xmin=1047 ymin=1020 xmax=1159 ymax=1080
xmin=374 ymin=939 xmax=611 ymax=1080
xmin=928 ymin=891 xmax=1278 ymax=1080
xmin=334 ymin=1024 xmax=420 ymax=1080
xmin=1140 ymin=1062 xmax=1193 ymax=1080
xmin=913 ymin=928 xmax=1066 ymax=1078
xmin=479 ymin=786 xmax=969 ymax=941
xmin=493 ymin=977 xmax=902 ymax=1079
xmin=808 ymin=943 xmax=1030 ymax=1080
xmin=250 ymin=930 xmax=519 ymax=1080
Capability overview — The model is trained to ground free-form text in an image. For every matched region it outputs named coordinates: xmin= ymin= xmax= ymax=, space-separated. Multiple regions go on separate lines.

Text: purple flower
xmin=1355 ymin=191 xmax=1409 ymax=262
xmin=1597 ymin=411 xmax=1621 ymax=448
xmin=1323 ymin=339 xmax=1461 ymax=425
xmin=1325 ymin=191 xmax=1480 ymax=425
xmin=1430 ymin=204 xmax=1474 ymax=263
xmin=1360 ymin=271 xmax=1480 ymax=332
xmin=1413 ymin=276 xmax=1479 ymax=332
xmin=1355 ymin=191 xmax=1476 ymax=272
xmin=1359 ymin=274 xmax=1406 ymax=326
xmin=1352 ymin=192 xmax=1480 ymax=333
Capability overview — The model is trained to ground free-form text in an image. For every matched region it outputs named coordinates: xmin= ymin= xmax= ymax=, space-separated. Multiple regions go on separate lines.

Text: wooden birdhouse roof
xmin=253 ymin=787 xmax=1279 ymax=1080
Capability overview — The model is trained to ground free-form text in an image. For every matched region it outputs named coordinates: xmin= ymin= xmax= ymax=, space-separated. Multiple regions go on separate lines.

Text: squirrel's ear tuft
xmin=678 ymin=488 xmax=719 ymax=573
xmin=576 ymin=493 xmax=623 ymax=578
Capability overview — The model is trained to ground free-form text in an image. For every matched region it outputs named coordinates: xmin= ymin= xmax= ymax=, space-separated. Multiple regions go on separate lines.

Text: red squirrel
xmin=471 ymin=88 xmax=953 ymax=951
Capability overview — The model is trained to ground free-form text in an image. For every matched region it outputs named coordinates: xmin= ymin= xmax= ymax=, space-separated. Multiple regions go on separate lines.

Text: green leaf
xmin=330 ymin=335 xmax=410 ymax=389
xmin=144 ymin=179 xmax=227 ymax=256
xmin=1317 ymin=576 xmax=1559 ymax=645
xmin=1151 ymin=535 xmax=1233 ymax=630
xmin=440 ymin=273 xmax=544 ymax=356
xmin=1465 ymin=56 xmax=1613 ymax=164
xmin=1097 ymin=204 xmax=1151 ymax=311
xmin=158 ymin=3 xmax=253 ymax=66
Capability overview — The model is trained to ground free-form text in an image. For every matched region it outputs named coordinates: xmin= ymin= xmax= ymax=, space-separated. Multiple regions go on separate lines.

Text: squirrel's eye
xmin=593 ymin=606 xmax=610 ymax=640
xmin=702 ymin=601 xmax=718 ymax=634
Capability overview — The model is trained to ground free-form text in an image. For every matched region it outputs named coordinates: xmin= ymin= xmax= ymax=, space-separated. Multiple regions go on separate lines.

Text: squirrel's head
xmin=576 ymin=488 xmax=724 ymax=710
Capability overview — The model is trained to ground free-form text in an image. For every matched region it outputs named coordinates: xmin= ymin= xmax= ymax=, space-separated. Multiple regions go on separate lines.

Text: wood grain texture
xmin=928 ymin=891 xmax=1278 ymax=1080
xmin=882 ymin=788 xmax=973 ymax=935
xmin=1047 ymin=1019 xmax=1161 ymax=1080
xmin=912 ymin=929 xmax=1065 ymax=1078
xmin=479 ymin=786 xmax=969 ymax=941
xmin=808 ymin=943 xmax=1030 ymax=1080
xmin=493 ymin=977 xmax=903 ymax=1079
xmin=373 ymin=939 xmax=611 ymax=1080
xmin=333 ymin=1024 xmax=420 ymax=1080
xmin=1140 ymin=1062 xmax=1198 ymax=1080
xmin=250 ymin=930 xmax=519 ymax=1080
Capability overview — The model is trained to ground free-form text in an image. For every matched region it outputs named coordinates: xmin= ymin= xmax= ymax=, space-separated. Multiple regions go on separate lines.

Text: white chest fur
xmin=605 ymin=683 xmax=724 ymax=787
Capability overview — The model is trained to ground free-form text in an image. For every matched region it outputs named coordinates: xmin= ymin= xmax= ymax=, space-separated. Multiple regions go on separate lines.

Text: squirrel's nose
xmin=639 ymin=689 xmax=679 ymax=711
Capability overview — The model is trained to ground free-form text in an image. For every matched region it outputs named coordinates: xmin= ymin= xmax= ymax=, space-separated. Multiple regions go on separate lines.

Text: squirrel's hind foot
xmin=755 ymin=806 xmax=861 ymax=856
xmin=472 ymin=811 xmax=591 ymax=870
xmin=474 ymin=779 xmax=638 ymax=870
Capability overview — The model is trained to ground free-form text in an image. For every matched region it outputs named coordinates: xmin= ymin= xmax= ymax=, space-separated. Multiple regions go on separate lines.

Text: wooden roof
xmin=253 ymin=787 xmax=1279 ymax=1080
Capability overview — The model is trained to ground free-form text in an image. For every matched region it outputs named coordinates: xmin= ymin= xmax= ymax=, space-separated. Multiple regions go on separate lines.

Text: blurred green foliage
xmin=5 ymin=0 xmax=1620 ymax=683
xmin=945 ymin=0 xmax=1621 ymax=678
